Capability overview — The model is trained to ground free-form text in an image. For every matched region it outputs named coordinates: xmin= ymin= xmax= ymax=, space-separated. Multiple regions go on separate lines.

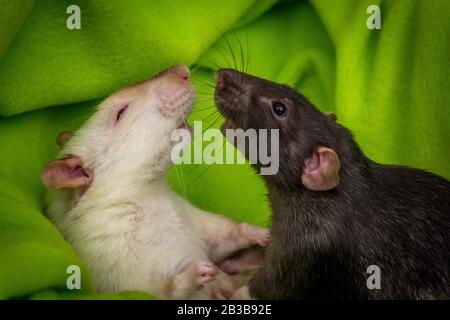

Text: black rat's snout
xmin=215 ymin=69 xmax=248 ymax=95
xmin=215 ymin=69 xmax=239 ymax=91
xmin=214 ymin=69 xmax=251 ymax=118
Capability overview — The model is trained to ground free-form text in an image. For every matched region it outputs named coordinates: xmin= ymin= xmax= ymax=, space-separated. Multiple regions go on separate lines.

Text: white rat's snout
xmin=153 ymin=65 xmax=195 ymax=119
xmin=164 ymin=64 xmax=190 ymax=81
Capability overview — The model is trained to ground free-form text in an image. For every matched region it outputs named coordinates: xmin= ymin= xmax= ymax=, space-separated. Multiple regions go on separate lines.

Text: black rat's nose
xmin=215 ymin=69 xmax=239 ymax=90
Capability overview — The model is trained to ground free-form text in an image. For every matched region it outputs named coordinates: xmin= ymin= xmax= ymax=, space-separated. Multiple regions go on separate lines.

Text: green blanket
xmin=0 ymin=0 xmax=448 ymax=299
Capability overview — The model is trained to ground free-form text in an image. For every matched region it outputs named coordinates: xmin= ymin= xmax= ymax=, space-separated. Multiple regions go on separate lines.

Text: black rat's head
xmin=214 ymin=68 xmax=365 ymax=191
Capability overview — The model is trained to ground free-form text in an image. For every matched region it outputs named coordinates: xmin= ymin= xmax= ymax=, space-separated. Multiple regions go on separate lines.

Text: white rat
xmin=41 ymin=65 xmax=268 ymax=299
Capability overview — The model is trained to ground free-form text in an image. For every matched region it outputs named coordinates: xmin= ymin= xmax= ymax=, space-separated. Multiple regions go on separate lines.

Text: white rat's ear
xmin=57 ymin=131 xmax=74 ymax=147
xmin=41 ymin=155 xmax=92 ymax=189
xmin=301 ymin=147 xmax=340 ymax=191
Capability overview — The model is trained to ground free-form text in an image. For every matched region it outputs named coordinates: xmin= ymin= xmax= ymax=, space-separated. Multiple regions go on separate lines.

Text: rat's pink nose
xmin=169 ymin=64 xmax=190 ymax=81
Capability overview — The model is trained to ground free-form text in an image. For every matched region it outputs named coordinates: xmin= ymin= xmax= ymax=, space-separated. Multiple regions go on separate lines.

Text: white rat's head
xmin=41 ymin=65 xmax=195 ymax=194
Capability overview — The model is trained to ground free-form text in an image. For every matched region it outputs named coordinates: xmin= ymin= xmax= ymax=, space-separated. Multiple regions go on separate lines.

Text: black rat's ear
xmin=301 ymin=147 xmax=341 ymax=191
xmin=57 ymin=131 xmax=74 ymax=147
xmin=324 ymin=112 xmax=337 ymax=122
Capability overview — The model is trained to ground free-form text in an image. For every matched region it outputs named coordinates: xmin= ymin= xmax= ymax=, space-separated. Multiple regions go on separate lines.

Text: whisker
xmin=190 ymin=106 xmax=217 ymax=113
xmin=188 ymin=114 xmax=229 ymax=182
xmin=224 ymin=35 xmax=237 ymax=72
xmin=174 ymin=165 xmax=187 ymax=198
xmin=203 ymin=113 xmax=222 ymax=130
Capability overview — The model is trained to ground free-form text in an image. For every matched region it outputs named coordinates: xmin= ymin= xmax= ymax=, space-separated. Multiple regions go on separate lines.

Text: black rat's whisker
xmin=224 ymin=35 xmax=237 ymax=71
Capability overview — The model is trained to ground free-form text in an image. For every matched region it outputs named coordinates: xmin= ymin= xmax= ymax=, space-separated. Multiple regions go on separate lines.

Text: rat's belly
xmin=134 ymin=206 xmax=209 ymax=270
xmin=58 ymin=203 xmax=208 ymax=294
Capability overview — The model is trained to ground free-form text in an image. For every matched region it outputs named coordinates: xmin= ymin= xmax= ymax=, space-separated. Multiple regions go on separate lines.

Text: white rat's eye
xmin=116 ymin=105 xmax=128 ymax=122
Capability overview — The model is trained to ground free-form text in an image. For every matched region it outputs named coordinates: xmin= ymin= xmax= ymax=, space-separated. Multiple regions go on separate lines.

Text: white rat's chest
xmin=132 ymin=195 xmax=208 ymax=263
xmin=54 ymin=188 xmax=208 ymax=293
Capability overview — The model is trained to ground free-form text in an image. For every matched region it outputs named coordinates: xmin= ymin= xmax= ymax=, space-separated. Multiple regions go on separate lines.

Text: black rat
xmin=214 ymin=68 xmax=450 ymax=299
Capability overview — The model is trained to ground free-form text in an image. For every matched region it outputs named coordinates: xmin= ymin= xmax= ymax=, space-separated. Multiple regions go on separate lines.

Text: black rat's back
xmin=350 ymin=163 xmax=450 ymax=299
xmin=253 ymin=163 xmax=450 ymax=300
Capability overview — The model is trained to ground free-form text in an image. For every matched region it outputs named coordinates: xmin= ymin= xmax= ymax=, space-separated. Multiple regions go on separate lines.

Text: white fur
xmin=45 ymin=66 xmax=266 ymax=299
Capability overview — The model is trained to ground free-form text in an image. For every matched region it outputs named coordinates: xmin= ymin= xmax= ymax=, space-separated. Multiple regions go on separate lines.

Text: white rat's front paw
xmin=189 ymin=261 xmax=219 ymax=289
xmin=164 ymin=261 xmax=220 ymax=299
xmin=231 ymin=285 xmax=253 ymax=300
xmin=211 ymin=290 xmax=232 ymax=300
xmin=240 ymin=224 xmax=270 ymax=247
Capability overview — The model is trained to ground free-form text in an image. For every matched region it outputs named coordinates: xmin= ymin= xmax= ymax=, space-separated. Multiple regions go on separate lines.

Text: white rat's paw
xmin=211 ymin=290 xmax=232 ymax=300
xmin=188 ymin=261 xmax=219 ymax=289
xmin=164 ymin=261 xmax=220 ymax=299
xmin=231 ymin=285 xmax=253 ymax=300
xmin=240 ymin=224 xmax=270 ymax=247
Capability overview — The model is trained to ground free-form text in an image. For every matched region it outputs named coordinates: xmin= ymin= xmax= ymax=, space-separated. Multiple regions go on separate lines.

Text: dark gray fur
xmin=214 ymin=69 xmax=450 ymax=299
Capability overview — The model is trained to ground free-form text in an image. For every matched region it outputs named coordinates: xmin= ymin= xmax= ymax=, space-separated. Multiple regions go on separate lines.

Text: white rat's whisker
xmin=190 ymin=106 xmax=216 ymax=114
xmin=174 ymin=165 xmax=187 ymax=198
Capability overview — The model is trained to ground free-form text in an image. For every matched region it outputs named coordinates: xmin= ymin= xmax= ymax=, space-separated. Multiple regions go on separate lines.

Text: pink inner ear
xmin=41 ymin=156 xmax=92 ymax=189
xmin=301 ymin=147 xmax=341 ymax=191
xmin=68 ymin=165 xmax=91 ymax=179
xmin=304 ymin=152 xmax=320 ymax=172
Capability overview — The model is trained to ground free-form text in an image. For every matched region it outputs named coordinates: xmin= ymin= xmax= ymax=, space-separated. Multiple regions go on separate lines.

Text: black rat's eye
xmin=116 ymin=105 xmax=128 ymax=122
xmin=272 ymin=102 xmax=287 ymax=117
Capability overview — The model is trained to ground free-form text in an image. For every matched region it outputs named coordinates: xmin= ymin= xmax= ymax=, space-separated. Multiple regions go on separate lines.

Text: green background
xmin=0 ymin=0 xmax=448 ymax=299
